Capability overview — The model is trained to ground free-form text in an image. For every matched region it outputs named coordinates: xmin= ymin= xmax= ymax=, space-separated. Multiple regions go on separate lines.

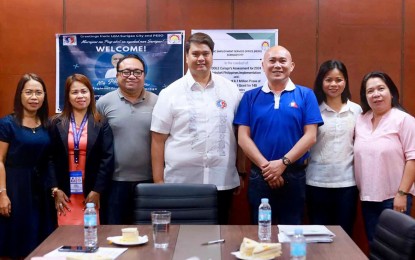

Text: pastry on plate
xmin=251 ymin=242 xmax=282 ymax=259
xmin=239 ymin=237 xmax=260 ymax=257
xmin=120 ymin=227 xmax=139 ymax=243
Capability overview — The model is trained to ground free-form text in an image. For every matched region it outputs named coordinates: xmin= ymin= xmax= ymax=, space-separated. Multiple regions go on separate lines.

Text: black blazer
xmin=48 ymin=114 xmax=114 ymax=197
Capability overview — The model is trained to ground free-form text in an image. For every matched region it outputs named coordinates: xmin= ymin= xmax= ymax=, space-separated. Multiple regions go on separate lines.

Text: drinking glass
xmin=151 ymin=211 xmax=171 ymax=248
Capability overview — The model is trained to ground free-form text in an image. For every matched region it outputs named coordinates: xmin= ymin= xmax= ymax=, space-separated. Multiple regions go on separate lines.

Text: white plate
xmin=107 ymin=235 xmax=148 ymax=246
xmin=231 ymin=251 xmax=278 ymax=260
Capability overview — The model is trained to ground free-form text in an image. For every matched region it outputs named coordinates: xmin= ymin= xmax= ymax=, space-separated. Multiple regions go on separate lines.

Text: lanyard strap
xmin=70 ymin=113 xmax=88 ymax=164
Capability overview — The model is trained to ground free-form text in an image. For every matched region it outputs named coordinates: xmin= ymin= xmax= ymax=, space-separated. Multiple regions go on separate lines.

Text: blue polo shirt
xmin=234 ymin=81 xmax=323 ymax=164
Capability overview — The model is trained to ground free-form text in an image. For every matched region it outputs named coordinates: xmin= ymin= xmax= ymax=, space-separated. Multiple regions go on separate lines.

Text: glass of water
xmin=151 ymin=211 xmax=171 ymax=248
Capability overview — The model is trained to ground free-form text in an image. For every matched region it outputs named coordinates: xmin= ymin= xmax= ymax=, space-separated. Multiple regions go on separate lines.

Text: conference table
xmin=26 ymin=225 xmax=368 ymax=260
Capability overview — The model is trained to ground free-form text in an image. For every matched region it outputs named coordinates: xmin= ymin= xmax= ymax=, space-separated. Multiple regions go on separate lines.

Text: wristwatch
xmin=397 ymin=190 xmax=410 ymax=196
xmin=282 ymin=156 xmax=292 ymax=166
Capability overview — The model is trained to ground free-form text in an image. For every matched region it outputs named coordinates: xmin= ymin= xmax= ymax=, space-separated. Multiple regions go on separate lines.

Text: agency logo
xmin=261 ymin=41 xmax=270 ymax=51
xmin=63 ymin=35 xmax=77 ymax=46
xmin=167 ymin=34 xmax=182 ymax=44
xmin=289 ymin=101 xmax=298 ymax=108
xmin=216 ymin=99 xmax=227 ymax=109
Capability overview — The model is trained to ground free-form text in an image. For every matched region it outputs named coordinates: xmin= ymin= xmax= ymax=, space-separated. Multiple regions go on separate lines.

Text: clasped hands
xmin=261 ymin=159 xmax=286 ymax=189
xmin=54 ymin=190 xmax=100 ymax=216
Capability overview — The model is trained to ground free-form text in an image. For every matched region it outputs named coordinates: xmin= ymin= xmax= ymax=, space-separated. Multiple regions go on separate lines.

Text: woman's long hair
xmin=57 ymin=73 xmax=101 ymax=124
xmin=13 ymin=73 xmax=49 ymax=127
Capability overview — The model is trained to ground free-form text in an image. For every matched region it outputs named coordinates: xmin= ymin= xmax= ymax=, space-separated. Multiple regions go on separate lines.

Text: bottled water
xmin=258 ymin=198 xmax=272 ymax=241
xmin=84 ymin=202 xmax=97 ymax=248
xmin=290 ymin=228 xmax=307 ymax=260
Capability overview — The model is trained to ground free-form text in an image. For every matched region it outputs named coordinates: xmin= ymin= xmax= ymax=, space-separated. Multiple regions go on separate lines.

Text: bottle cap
xmin=261 ymin=198 xmax=269 ymax=204
xmin=294 ymin=228 xmax=303 ymax=235
xmin=86 ymin=202 xmax=95 ymax=208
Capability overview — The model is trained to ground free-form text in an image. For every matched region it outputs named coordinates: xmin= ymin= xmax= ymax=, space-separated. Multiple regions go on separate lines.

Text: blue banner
xmin=56 ymin=31 xmax=185 ymax=112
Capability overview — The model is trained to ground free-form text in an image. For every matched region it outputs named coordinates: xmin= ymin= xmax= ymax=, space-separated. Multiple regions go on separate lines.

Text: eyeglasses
xmin=22 ymin=90 xmax=45 ymax=97
xmin=118 ymin=69 xmax=144 ymax=78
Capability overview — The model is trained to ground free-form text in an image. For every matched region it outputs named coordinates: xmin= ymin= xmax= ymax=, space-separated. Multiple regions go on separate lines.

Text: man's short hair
xmin=116 ymin=54 xmax=147 ymax=74
xmin=185 ymin=32 xmax=214 ymax=53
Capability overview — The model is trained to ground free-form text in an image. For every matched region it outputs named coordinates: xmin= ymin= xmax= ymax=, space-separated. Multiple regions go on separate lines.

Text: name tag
xmin=69 ymin=171 xmax=83 ymax=194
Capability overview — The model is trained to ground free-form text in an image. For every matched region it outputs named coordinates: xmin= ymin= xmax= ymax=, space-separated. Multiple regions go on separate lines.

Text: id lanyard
xmin=70 ymin=113 xmax=88 ymax=164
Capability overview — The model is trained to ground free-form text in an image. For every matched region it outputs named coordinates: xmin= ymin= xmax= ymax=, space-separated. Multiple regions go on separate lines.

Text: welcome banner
xmin=56 ymin=31 xmax=185 ymax=112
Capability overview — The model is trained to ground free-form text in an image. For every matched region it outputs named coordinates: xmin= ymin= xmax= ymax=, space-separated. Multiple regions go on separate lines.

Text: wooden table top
xmin=26 ymin=225 xmax=368 ymax=260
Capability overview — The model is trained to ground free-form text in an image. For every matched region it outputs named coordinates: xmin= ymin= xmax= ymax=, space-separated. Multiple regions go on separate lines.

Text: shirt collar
xmin=261 ymin=78 xmax=296 ymax=93
xmin=185 ymin=70 xmax=214 ymax=91
xmin=321 ymin=100 xmax=352 ymax=113
xmin=116 ymin=88 xmax=124 ymax=99
xmin=116 ymin=88 xmax=147 ymax=102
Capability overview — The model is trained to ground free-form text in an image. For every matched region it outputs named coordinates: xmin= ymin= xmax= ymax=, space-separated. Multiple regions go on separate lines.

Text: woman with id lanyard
xmin=48 ymin=74 xmax=114 ymax=225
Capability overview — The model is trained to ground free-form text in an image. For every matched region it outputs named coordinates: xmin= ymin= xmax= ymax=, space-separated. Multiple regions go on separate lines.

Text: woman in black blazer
xmin=48 ymin=74 xmax=114 ymax=225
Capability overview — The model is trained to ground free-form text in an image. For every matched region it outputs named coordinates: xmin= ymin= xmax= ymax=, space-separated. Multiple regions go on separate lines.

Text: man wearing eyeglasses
xmin=97 ymin=54 xmax=158 ymax=224
xmin=151 ymin=33 xmax=245 ymax=224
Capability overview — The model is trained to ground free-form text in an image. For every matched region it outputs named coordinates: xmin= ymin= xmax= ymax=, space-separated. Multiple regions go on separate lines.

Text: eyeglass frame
xmin=117 ymin=69 xmax=144 ymax=78
xmin=22 ymin=90 xmax=45 ymax=97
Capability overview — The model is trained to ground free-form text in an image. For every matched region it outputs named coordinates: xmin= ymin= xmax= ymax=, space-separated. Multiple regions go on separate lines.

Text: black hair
xmin=185 ymin=32 xmax=214 ymax=53
xmin=13 ymin=73 xmax=49 ymax=127
xmin=313 ymin=60 xmax=351 ymax=105
xmin=116 ymin=54 xmax=147 ymax=74
xmin=359 ymin=71 xmax=405 ymax=114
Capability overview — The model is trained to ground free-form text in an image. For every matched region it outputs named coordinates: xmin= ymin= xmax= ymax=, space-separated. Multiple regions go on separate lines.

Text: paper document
xmin=43 ymin=246 xmax=128 ymax=259
xmin=277 ymin=225 xmax=335 ymax=243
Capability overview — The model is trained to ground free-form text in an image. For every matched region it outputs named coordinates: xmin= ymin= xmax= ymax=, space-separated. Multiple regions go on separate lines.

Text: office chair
xmin=134 ymin=183 xmax=218 ymax=225
xmin=369 ymin=209 xmax=415 ymax=260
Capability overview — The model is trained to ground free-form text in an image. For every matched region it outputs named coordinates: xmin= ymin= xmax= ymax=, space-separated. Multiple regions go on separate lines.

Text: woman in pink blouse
xmin=354 ymin=71 xmax=415 ymax=243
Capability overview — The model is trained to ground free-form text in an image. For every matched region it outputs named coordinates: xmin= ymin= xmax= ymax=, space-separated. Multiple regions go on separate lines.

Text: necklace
xmin=31 ymin=126 xmax=38 ymax=133
xmin=30 ymin=123 xmax=41 ymax=134
xmin=23 ymin=116 xmax=41 ymax=134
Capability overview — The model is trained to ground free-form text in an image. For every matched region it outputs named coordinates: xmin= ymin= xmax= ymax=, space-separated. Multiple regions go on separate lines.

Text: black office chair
xmin=133 ymin=183 xmax=218 ymax=225
xmin=369 ymin=209 xmax=415 ymax=260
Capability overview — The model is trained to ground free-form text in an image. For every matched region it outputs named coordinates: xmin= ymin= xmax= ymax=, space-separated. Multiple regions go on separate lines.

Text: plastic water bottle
xmin=290 ymin=228 xmax=307 ymax=260
xmin=258 ymin=198 xmax=272 ymax=241
xmin=84 ymin=202 xmax=98 ymax=248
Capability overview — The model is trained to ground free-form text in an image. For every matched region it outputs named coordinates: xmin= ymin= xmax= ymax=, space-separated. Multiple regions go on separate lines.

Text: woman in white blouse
xmin=306 ymin=60 xmax=362 ymax=236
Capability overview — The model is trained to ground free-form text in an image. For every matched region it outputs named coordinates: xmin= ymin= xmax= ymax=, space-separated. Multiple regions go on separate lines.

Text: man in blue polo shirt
xmin=234 ymin=45 xmax=323 ymax=224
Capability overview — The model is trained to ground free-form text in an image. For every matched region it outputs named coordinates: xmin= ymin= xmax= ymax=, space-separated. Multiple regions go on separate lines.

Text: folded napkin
xmin=277 ymin=225 xmax=335 ymax=243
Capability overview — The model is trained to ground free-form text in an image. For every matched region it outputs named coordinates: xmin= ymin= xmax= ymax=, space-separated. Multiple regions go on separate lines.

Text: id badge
xmin=69 ymin=171 xmax=83 ymax=194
